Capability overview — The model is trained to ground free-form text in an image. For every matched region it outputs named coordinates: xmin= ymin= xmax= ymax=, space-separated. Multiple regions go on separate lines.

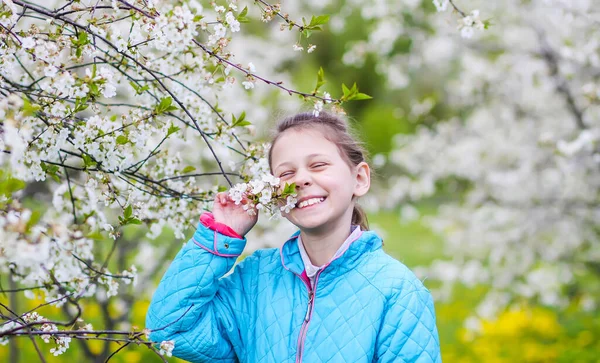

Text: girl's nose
xmin=293 ymin=170 xmax=312 ymax=188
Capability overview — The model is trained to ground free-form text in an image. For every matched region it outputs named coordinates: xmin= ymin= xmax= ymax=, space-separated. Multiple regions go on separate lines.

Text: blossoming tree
xmin=0 ymin=0 xmax=375 ymax=360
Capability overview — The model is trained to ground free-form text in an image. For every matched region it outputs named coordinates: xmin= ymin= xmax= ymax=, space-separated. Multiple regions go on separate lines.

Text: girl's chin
xmin=292 ymin=216 xmax=332 ymax=232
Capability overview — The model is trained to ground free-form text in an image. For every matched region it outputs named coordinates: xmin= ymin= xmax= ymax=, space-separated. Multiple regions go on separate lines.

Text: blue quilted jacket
xmin=146 ymin=223 xmax=441 ymax=362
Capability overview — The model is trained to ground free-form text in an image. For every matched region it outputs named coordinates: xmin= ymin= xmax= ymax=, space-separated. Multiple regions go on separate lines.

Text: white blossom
xmin=159 ymin=340 xmax=175 ymax=357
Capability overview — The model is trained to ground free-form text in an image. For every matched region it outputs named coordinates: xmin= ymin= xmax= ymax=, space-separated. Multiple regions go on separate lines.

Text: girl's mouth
xmin=296 ymin=197 xmax=327 ymax=209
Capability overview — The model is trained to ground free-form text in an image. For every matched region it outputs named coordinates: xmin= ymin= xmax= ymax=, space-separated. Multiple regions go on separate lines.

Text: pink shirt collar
xmin=297 ymin=226 xmax=362 ymax=280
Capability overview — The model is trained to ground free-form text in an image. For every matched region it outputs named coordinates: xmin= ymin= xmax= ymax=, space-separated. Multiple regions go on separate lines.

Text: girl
xmin=146 ymin=112 xmax=441 ymax=362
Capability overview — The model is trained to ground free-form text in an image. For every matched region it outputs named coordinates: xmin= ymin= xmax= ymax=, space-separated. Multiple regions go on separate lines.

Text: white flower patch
xmin=159 ymin=340 xmax=175 ymax=357
xmin=227 ymin=159 xmax=296 ymax=218
xmin=225 ymin=11 xmax=241 ymax=32
xmin=457 ymin=10 xmax=485 ymax=39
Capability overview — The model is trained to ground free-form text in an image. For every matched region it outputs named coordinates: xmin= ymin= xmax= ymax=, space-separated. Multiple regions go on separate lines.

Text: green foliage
xmin=167 ymin=123 xmax=180 ymax=136
xmin=129 ymin=81 xmax=150 ymax=95
xmin=341 ymin=82 xmax=372 ymax=101
xmin=281 ymin=182 xmax=297 ymax=196
xmin=154 ymin=97 xmax=178 ymax=114
xmin=40 ymin=161 xmax=61 ymax=182
xmin=313 ymin=67 xmax=326 ymax=94
xmin=0 ymin=170 xmax=26 ymax=206
xmin=118 ymin=204 xmax=142 ymax=226
xmin=237 ymin=6 xmax=249 ymax=23
xmin=301 ymin=15 xmax=330 ymax=38
xmin=231 ymin=111 xmax=251 ymax=127
xmin=71 ymin=31 xmax=89 ymax=58
xmin=22 ymin=97 xmax=41 ymax=117
xmin=181 ymin=165 xmax=196 ymax=174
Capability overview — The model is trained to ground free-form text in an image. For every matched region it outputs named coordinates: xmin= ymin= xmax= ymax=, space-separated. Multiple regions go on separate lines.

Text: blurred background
xmin=2 ymin=0 xmax=599 ymax=361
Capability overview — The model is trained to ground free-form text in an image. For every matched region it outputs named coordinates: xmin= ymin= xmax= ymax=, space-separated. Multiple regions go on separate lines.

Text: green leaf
xmin=124 ymin=204 xmax=133 ymax=219
xmin=352 ymin=92 xmax=373 ymax=100
xmin=41 ymin=162 xmax=61 ymax=181
xmin=22 ymin=98 xmax=41 ymax=117
xmin=182 ymin=165 xmax=196 ymax=174
xmin=82 ymin=154 xmax=97 ymax=168
xmin=74 ymin=97 xmax=89 ymax=113
xmin=217 ymin=185 xmax=228 ymax=192
xmin=237 ymin=6 xmax=249 ymax=23
xmin=309 ymin=15 xmax=329 ymax=27
xmin=78 ymin=31 xmax=89 ymax=45
xmin=116 ymin=135 xmax=128 ymax=145
xmin=340 ymin=82 xmax=371 ymax=101
xmin=129 ymin=81 xmax=141 ymax=93
xmin=110 ymin=115 xmax=118 ymax=122
xmin=167 ymin=123 xmax=180 ymax=136
xmin=314 ymin=67 xmax=326 ymax=93
xmin=25 ymin=210 xmax=42 ymax=231
xmin=342 ymin=83 xmax=352 ymax=98
xmin=129 ymin=218 xmax=142 ymax=225
xmin=0 ymin=173 xmax=26 ymax=197
xmin=156 ymin=97 xmax=177 ymax=114
xmin=282 ymin=182 xmax=296 ymax=196
xmin=238 ymin=6 xmax=248 ymax=18
xmin=86 ymin=229 xmax=105 ymax=241
xmin=159 ymin=96 xmax=172 ymax=110
xmin=88 ymin=82 xmax=99 ymax=98
xmin=232 ymin=111 xmax=248 ymax=127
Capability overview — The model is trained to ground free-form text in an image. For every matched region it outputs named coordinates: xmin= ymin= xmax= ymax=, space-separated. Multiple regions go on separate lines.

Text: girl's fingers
xmin=216 ymin=192 xmax=227 ymax=205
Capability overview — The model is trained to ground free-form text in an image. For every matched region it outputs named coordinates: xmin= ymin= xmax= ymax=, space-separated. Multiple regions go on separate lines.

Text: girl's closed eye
xmin=311 ymin=162 xmax=328 ymax=169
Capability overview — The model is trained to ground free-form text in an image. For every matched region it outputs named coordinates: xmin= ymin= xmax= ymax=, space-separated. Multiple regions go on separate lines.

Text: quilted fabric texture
xmin=146 ymin=223 xmax=441 ymax=362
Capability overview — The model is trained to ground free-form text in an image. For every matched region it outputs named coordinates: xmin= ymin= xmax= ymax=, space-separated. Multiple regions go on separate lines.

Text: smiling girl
xmin=146 ymin=112 xmax=441 ymax=362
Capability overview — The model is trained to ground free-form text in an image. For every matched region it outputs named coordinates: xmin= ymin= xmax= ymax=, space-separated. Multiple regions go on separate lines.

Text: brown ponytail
xmin=268 ymin=111 xmax=371 ymax=231
xmin=352 ymin=204 xmax=369 ymax=231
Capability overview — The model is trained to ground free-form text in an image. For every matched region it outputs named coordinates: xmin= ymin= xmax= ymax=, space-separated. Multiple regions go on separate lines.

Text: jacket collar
xmin=279 ymin=229 xmax=383 ymax=281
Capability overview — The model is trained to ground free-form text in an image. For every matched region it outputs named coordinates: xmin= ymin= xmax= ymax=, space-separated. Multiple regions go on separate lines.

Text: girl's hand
xmin=212 ymin=192 xmax=258 ymax=237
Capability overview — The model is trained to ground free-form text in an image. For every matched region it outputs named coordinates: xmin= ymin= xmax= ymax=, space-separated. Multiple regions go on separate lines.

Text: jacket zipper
xmin=295 ymin=270 xmax=325 ymax=363
xmin=296 ymin=288 xmax=314 ymax=363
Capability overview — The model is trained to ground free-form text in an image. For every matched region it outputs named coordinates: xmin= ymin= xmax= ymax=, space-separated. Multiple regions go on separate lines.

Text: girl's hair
xmin=268 ymin=111 xmax=370 ymax=230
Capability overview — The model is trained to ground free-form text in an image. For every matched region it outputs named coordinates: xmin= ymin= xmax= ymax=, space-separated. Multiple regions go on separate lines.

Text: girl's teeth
xmin=298 ymin=197 xmax=325 ymax=208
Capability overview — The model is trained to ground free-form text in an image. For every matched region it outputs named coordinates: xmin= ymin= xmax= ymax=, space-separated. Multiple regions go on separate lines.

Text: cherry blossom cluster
xmin=227 ymin=144 xmax=297 ymax=217
xmin=0 ymin=0 xmax=344 ymax=359
xmin=228 ymin=170 xmax=297 ymax=217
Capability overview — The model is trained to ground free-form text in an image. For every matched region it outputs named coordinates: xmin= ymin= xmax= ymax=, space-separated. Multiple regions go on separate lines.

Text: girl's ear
xmin=353 ymin=162 xmax=371 ymax=197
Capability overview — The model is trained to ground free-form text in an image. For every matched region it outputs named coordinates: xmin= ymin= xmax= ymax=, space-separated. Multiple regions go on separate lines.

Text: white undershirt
xmin=297 ymin=226 xmax=362 ymax=287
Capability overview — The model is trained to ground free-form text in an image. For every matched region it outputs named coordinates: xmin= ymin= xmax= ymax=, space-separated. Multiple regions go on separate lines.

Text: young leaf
xmin=182 ymin=165 xmax=196 ymax=174
xmin=124 ymin=204 xmax=133 ymax=219
xmin=237 ymin=6 xmax=249 ymax=23
xmin=116 ymin=135 xmax=128 ymax=145
xmin=352 ymin=92 xmax=373 ymax=100
xmin=82 ymin=154 xmax=97 ymax=168
xmin=309 ymin=15 xmax=330 ymax=27
xmin=314 ymin=67 xmax=326 ymax=93
xmin=167 ymin=123 xmax=180 ymax=136
xmin=22 ymin=98 xmax=41 ymax=117
xmin=342 ymin=83 xmax=352 ymax=98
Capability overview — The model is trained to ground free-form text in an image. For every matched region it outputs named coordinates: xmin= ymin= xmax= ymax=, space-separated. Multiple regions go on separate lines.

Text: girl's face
xmin=271 ymin=128 xmax=370 ymax=233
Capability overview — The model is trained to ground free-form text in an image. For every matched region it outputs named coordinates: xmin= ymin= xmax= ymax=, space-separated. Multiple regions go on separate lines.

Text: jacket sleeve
xmin=375 ymin=282 xmax=442 ymax=362
xmin=145 ymin=221 xmax=253 ymax=362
